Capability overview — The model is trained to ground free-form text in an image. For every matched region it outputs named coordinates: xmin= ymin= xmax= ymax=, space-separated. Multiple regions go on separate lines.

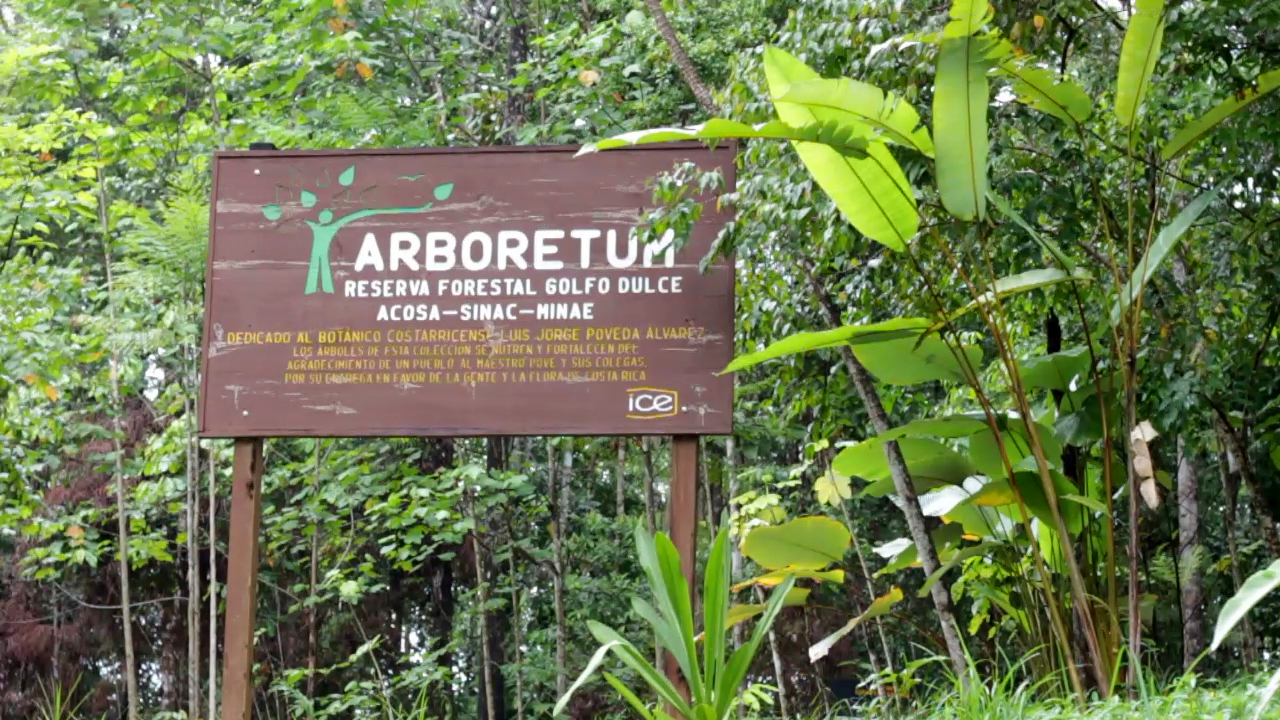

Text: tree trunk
xmin=754 ymin=585 xmax=790 ymax=720
xmin=1218 ymin=426 xmax=1258 ymax=664
xmin=726 ymin=437 xmax=746 ymax=718
xmin=97 ymin=164 xmax=139 ymax=720
xmin=186 ymin=401 xmax=200 ymax=720
xmin=617 ymin=438 xmax=627 ymax=518
xmin=801 ymin=260 xmax=969 ymax=683
xmin=508 ymin=544 xmax=526 ymax=720
xmin=307 ymin=440 xmax=321 ymax=705
xmin=472 ymin=498 xmax=497 ymax=720
xmin=641 ymin=0 xmax=716 ymax=115
xmin=208 ymin=445 xmax=218 ymax=720
xmin=1217 ymin=415 xmax=1280 ymax=556
xmin=1125 ymin=368 xmax=1142 ymax=694
xmin=551 ymin=440 xmax=570 ymax=697
xmin=504 ymin=0 xmax=528 ymax=143
xmin=1176 ymin=437 xmax=1204 ymax=670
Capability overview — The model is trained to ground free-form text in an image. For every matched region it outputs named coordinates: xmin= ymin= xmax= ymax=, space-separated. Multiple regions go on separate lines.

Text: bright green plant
xmin=554 ymin=523 xmax=795 ymax=720
xmin=1210 ymin=559 xmax=1280 ymax=719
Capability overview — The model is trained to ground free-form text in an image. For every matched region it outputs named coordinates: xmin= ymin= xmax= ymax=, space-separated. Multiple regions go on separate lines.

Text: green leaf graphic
xmin=262 ymin=204 xmax=282 ymax=221
xmin=433 ymin=182 xmax=454 ymax=201
xmin=338 ymin=165 xmax=356 ymax=186
xmin=301 ymin=190 xmax=317 ymax=208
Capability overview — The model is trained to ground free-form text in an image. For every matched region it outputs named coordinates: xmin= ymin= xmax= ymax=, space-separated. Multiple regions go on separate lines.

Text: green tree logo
xmin=260 ymin=164 xmax=454 ymax=294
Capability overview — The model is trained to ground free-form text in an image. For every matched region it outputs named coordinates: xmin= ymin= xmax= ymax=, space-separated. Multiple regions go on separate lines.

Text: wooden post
xmin=221 ymin=438 xmax=264 ymax=720
xmin=666 ymin=435 xmax=699 ymax=703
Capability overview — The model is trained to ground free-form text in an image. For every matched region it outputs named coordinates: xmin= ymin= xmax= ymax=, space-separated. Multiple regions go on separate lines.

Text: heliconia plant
xmin=581 ymin=0 xmax=1280 ymax=703
xmin=553 ymin=523 xmax=795 ymax=720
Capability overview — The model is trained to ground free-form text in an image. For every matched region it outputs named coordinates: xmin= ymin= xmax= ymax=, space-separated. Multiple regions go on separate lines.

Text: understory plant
xmin=554 ymin=523 xmax=796 ymax=720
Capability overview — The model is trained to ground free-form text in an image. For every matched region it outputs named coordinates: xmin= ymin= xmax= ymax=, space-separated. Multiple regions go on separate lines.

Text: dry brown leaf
xmin=578 ymin=69 xmax=601 ymax=86
xmin=1131 ymin=421 xmax=1159 ymax=444
xmin=336 ymin=61 xmax=350 ymax=78
xmin=38 ymin=151 xmax=53 ymax=162
xmin=327 ymin=17 xmax=345 ymax=34
xmin=67 ymin=526 xmax=85 ymax=540
xmin=1140 ymin=478 xmax=1161 ymax=510
xmin=356 ymin=62 xmax=374 ymax=79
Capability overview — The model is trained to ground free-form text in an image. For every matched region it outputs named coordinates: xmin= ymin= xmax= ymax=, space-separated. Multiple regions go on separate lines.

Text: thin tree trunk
xmin=1125 ymin=369 xmax=1142 ymax=694
xmin=97 ymin=164 xmax=139 ymax=720
xmin=508 ymin=544 xmax=526 ymax=720
xmin=1217 ymin=415 xmax=1280 ymax=556
xmin=551 ymin=440 xmax=569 ymax=697
xmin=616 ymin=438 xmax=627 ymax=518
xmin=642 ymin=437 xmax=657 ymax=535
xmin=472 ymin=496 xmax=497 ymax=720
xmin=1176 ymin=437 xmax=1203 ymax=670
xmin=1218 ymin=425 xmax=1258 ymax=664
xmin=754 ymin=585 xmax=790 ymax=720
xmin=186 ymin=419 xmax=199 ymax=720
xmin=700 ymin=438 xmax=715 ymax=536
xmin=641 ymin=437 xmax=662 ymax=673
xmin=641 ymin=0 xmax=716 ymax=115
xmin=307 ymin=440 xmax=321 ymax=705
xmin=504 ymin=0 xmax=528 ymax=143
xmin=726 ymin=437 xmax=747 ymax=719
xmin=801 ymin=260 xmax=968 ymax=683
xmin=208 ymin=445 xmax=218 ymax=720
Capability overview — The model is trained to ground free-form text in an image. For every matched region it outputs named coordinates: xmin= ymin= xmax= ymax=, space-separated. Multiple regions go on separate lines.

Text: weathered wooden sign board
xmin=202 ymin=142 xmax=731 ymax=720
xmin=200 ymin=144 xmax=735 ymax=437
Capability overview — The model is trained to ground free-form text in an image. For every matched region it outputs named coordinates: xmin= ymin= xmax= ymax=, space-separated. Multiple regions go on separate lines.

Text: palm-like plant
xmin=554 ymin=523 xmax=795 ymax=720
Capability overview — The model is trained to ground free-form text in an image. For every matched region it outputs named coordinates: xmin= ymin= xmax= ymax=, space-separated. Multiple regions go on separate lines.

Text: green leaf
xmin=942 ymin=0 xmax=990 ymax=37
xmin=702 ymin=527 xmax=730 ymax=693
xmin=934 ymin=267 xmax=1091 ymax=329
xmin=853 ymin=334 xmax=983 ymax=386
xmin=741 ymin=516 xmax=850 ymax=570
xmin=714 ymin=575 xmax=795 ymax=720
xmin=724 ymin=589 xmax=809 ymax=630
xmin=1251 ymin=666 xmax=1280 ymax=720
xmin=1112 ymin=187 xmax=1219 ymax=325
xmin=721 ymin=318 xmax=930 ymax=374
xmin=554 ymin=640 xmax=621 ymax=716
xmin=996 ymin=53 xmax=1092 ymax=125
xmin=869 ymin=415 xmax=991 ymax=442
xmin=602 ymin=672 xmax=654 ymax=720
xmin=834 ymin=436 xmax=976 ymax=497
xmin=776 ymin=78 xmax=934 ymax=156
xmin=731 ymin=567 xmax=845 ymax=591
xmin=933 ymin=35 xmax=991 ymax=221
xmin=1162 ymin=69 xmax=1280 ymax=160
xmin=808 ymin=587 xmax=903 ymax=662
xmin=434 ymin=183 xmax=455 ymax=201
xmin=988 ymin=192 xmax=1076 ymax=272
xmin=586 ymin=621 xmax=692 ymax=715
xmin=814 ymin=471 xmax=852 ymax=506
xmin=1061 ymin=494 xmax=1108 ymax=516
xmin=1018 ymin=346 xmax=1092 ymax=393
xmin=919 ymin=543 xmax=992 ymax=597
xmin=764 ymin=46 xmax=918 ymax=250
xmin=1114 ymin=0 xmax=1166 ymax=131
xmin=300 ymin=190 xmax=317 ymax=208
xmin=1211 ymin=558 xmax=1280 ymax=651
xmin=262 ymin=204 xmax=282 ymax=221
xmin=338 ymin=164 xmax=356 ymax=186
xmin=580 ymin=118 xmax=871 ymax=156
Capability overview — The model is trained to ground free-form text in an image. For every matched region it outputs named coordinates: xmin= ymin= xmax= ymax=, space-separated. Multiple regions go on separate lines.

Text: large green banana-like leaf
xmin=933 ymin=34 xmax=991 ymax=220
xmin=576 ymin=118 xmax=871 ymax=157
xmin=1114 ymin=0 xmax=1166 ymax=131
xmin=764 ymin=46 xmax=918 ymax=250
xmin=776 ymin=78 xmax=934 ymax=156
xmin=1211 ymin=558 xmax=1280 ymax=651
xmin=942 ymin=0 xmax=990 ymax=37
xmin=721 ymin=317 xmax=931 ymax=374
xmin=932 ymin=267 xmax=1092 ymax=330
xmin=1162 ymin=69 xmax=1280 ymax=160
xmin=1112 ymin=186 xmax=1219 ymax=325
xmin=996 ymin=54 xmax=1092 ymax=125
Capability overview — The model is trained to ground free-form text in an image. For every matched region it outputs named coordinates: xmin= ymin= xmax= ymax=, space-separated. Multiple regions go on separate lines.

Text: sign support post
xmin=666 ymin=435 xmax=699 ymax=702
xmin=221 ymin=438 xmax=264 ymax=720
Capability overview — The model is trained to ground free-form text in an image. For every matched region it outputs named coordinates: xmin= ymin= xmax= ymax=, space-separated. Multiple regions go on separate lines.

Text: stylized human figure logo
xmin=260 ymin=164 xmax=453 ymax=294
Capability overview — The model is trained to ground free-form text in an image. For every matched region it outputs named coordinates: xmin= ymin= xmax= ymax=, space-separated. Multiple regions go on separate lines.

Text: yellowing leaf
xmin=39 ymin=151 xmax=54 ymax=162
xmin=336 ymin=61 xmax=350 ymax=78
xmin=44 ymin=384 xmax=59 ymax=402
xmin=578 ymin=69 xmax=601 ymax=86
xmin=66 ymin=525 xmax=85 ymax=539
xmin=814 ymin=471 xmax=852 ymax=506
xmin=23 ymin=373 xmax=38 ymax=385
xmin=731 ymin=567 xmax=845 ymax=591
xmin=356 ymin=62 xmax=373 ymax=79
xmin=327 ymin=17 xmax=345 ymax=33
xmin=334 ymin=0 xmax=348 ymax=12
xmin=1033 ymin=14 xmax=1046 ymax=31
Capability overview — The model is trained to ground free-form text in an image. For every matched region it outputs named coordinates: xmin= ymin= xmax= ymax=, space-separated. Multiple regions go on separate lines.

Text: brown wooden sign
xmin=198 ymin=144 xmax=735 ymax=437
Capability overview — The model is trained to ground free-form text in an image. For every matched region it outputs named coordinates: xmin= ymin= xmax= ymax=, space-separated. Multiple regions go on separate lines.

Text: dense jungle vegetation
xmin=3 ymin=0 xmax=1280 ymax=718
